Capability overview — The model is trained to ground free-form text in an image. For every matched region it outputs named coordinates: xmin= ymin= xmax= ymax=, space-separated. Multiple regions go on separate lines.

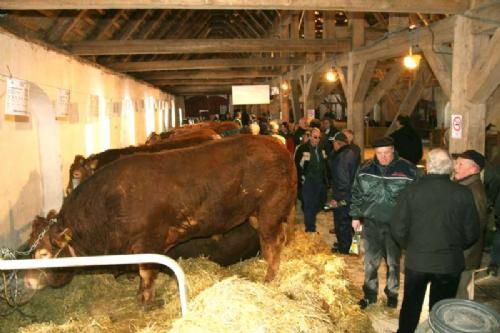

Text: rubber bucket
xmin=428 ymin=299 xmax=500 ymax=333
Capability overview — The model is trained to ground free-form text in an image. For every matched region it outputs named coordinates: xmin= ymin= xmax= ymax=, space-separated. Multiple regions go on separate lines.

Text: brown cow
xmin=25 ymin=135 xmax=297 ymax=303
xmin=145 ymin=121 xmax=240 ymax=145
xmin=65 ymin=130 xmax=220 ymax=195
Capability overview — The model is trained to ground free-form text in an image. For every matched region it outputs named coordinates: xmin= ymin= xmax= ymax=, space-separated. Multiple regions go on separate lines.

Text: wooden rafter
xmin=69 ymin=38 xmax=351 ymax=55
xmin=244 ymin=10 xmax=267 ymax=36
xmin=364 ymin=62 xmax=404 ymax=114
xmin=59 ymin=9 xmax=87 ymax=41
xmin=157 ymin=78 xmax=267 ymax=86
xmin=109 ymin=56 xmax=308 ymax=72
xmin=336 ymin=15 xmax=456 ymax=66
xmin=0 ymin=1 xmax=468 ymax=14
xmin=93 ymin=9 xmax=126 ymax=40
xmin=141 ymin=69 xmax=281 ymax=80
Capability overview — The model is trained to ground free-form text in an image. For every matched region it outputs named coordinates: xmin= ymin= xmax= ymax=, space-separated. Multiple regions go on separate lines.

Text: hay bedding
xmin=1 ymin=227 xmax=373 ymax=333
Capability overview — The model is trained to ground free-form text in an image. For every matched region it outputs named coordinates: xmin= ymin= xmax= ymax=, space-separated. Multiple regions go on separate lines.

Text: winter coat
xmin=458 ymin=173 xmax=488 ymax=270
xmin=350 ymin=154 xmax=418 ymax=224
xmin=329 ymin=144 xmax=361 ymax=203
xmin=391 ymin=174 xmax=480 ymax=274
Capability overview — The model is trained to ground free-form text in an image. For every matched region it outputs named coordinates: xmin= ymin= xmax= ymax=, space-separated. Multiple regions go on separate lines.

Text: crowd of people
xmin=223 ymin=109 xmax=497 ymax=333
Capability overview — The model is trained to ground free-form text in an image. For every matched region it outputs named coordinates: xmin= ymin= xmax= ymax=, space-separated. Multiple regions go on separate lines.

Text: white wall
xmin=0 ymin=30 xmax=175 ymax=248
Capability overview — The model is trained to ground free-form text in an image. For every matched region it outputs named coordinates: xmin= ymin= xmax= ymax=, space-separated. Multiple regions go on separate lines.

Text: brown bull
xmin=66 ymin=130 xmax=220 ymax=195
xmin=26 ymin=135 xmax=297 ymax=303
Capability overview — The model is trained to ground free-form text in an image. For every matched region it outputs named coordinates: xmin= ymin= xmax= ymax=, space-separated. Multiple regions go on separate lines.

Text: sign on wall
xmin=451 ymin=114 xmax=463 ymax=139
xmin=56 ymin=88 xmax=70 ymax=117
xmin=5 ymin=78 xmax=29 ymax=116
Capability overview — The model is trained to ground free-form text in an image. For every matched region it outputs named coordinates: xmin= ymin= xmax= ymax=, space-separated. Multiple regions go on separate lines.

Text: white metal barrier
xmin=0 ymin=253 xmax=188 ymax=316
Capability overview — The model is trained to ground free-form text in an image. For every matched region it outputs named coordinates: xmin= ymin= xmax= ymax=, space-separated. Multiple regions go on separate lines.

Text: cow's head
xmin=24 ymin=212 xmax=75 ymax=290
xmin=65 ymin=155 xmax=96 ymax=196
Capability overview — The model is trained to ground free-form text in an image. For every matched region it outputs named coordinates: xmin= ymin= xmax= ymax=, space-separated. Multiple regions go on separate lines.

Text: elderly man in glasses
xmin=294 ymin=127 xmax=329 ymax=232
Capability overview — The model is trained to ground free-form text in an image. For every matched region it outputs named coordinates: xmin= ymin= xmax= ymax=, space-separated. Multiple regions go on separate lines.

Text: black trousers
xmin=397 ymin=267 xmax=461 ymax=333
xmin=333 ymin=206 xmax=352 ymax=253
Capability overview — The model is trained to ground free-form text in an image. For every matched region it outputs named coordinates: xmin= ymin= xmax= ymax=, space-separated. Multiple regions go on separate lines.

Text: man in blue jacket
xmin=350 ymin=137 xmax=418 ymax=309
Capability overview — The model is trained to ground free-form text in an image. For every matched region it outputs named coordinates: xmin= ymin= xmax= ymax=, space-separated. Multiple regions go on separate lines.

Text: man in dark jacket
xmin=390 ymin=115 xmax=423 ymax=165
xmin=350 ymin=137 xmax=418 ymax=309
xmin=295 ymin=127 xmax=328 ymax=232
xmin=391 ymin=148 xmax=480 ymax=333
xmin=328 ymin=132 xmax=361 ymax=254
xmin=453 ymin=149 xmax=488 ymax=300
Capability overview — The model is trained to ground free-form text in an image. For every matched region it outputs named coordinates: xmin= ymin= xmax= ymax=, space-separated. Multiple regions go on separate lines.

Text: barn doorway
xmin=30 ymin=83 xmax=63 ymax=215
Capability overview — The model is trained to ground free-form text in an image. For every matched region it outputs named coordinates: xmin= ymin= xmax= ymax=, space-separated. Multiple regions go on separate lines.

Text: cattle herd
xmin=23 ymin=121 xmax=298 ymax=303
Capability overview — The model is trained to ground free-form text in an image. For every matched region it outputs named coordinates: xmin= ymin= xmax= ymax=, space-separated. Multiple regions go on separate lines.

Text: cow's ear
xmin=54 ymin=228 xmax=73 ymax=247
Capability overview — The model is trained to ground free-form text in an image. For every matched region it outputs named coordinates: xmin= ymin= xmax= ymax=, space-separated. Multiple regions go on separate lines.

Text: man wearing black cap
xmin=350 ymin=136 xmax=418 ymax=309
xmin=327 ymin=132 xmax=361 ymax=254
xmin=453 ymin=150 xmax=488 ymax=300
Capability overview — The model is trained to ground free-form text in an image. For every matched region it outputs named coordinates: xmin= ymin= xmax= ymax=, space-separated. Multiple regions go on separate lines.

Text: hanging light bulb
xmin=403 ymin=46 xmax=422 ymax=70
xmin=281 ymin=81 xmax=289 ymax=91
xmin=325 ymin=68 xmax=338 ymax=82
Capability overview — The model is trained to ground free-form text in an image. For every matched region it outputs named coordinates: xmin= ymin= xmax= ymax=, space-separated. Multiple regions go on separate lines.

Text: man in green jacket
xmin=350 ymin=137 xmax=418 ymax=309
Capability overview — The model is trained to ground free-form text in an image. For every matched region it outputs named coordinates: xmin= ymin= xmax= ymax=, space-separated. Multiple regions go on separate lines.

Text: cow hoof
xmin=264 ymin=271 xmax=276 ymax=283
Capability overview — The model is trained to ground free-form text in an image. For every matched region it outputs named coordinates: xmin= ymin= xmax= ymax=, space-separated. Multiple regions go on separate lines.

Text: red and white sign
xmin=451 ymin=114 xmax=463 ymax=139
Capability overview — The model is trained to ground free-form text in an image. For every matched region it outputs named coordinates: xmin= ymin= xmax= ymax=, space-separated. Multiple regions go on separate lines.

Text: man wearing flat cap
xmin=328 ymin=132 xmax=361 ymax=254
xmin=350 ymin=136 xmax=418 ymax=309
xmin=453 ymin=149 xmax=488 ymax=300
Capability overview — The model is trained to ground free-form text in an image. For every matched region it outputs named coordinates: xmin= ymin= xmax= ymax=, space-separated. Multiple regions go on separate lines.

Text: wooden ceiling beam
xmin=336 ymin=15 xmax=456 ymax=66
xmin=108 ymin=56 xmax=308 ymax=72
xmin=69 ymin=38 xmax=351 ymax=55
xmin=165 ymin=85 xmax=234 ymax=95
xmin=143 ymin=69 xmax=281 ymax=80
xmin=157 ymin=78 xmax=268 ymax=86
xmin=0 ymin=1 xmax=468 ymax=14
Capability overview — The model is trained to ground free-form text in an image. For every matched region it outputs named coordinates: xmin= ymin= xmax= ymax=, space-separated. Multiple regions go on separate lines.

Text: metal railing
xmin=0 ymin=253 xmax=188 ymax=316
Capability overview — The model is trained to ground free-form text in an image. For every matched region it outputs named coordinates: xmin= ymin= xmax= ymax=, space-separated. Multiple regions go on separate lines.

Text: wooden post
xmin=303 ymin=10 xmax=318 ymax=113
xmin=290 ymin=13 xmax=301 ymax=122
xmin=448 ymin=15 xmax=489 ymax=154
xmin=280 ymin=11 xmax=290 ymax=122
xmin=346 ymin=12 xmax=370 ymax=152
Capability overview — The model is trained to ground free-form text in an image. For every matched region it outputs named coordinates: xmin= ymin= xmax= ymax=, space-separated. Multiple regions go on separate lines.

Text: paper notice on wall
xmin=56 ymin=88 xmax=70 ymax=117
xmin=5 ymin=78 xmax=29 ymax=116
xmin=451 ymin=114 xmax=463 ymax=139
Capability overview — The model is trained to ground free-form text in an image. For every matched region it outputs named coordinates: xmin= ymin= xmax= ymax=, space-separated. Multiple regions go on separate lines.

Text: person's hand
xmin=352 ymin=219 xmax=362 ymax=231
xmin=329 ymin=200 xmax=338 ymax=208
